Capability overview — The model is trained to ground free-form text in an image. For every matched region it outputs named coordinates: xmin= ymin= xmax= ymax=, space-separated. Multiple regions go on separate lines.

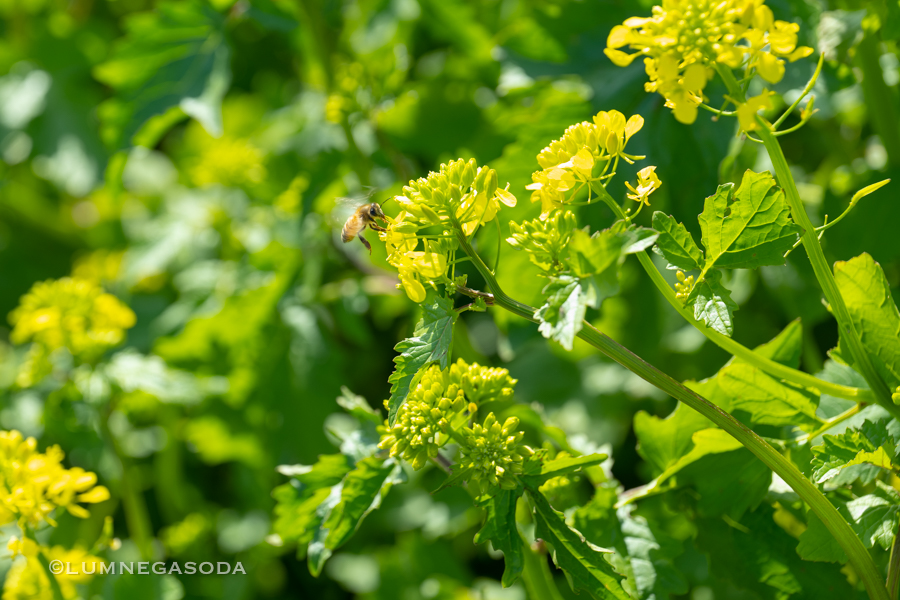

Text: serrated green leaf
xmin=433 ymin=465 xmax=474 ymax=494
xmin=797 ymin=511 xmax=848 ymax=563
xmin=698 ymin=171 xmax=801 ymax=269
xmin=834 ymin=253 xmax=900 ymax=389
xmin=336 ymin=386 xmax=382 ymax=424
xmin=473 ymin=488 xmax=526 ymax=587
xmin=533 ymin=453 xmax=608 ymax=481
xmin=568 ymin=228 xmax=626 ymax=278
xmin=687 ymin=269 xmax=738 ymax=336
xmin=811 ymin=430 xmax=892 ymax=485
xmin=651 ymin=212 xmax=704 ymax=271
xmin=696 ymin=504 xmax=855 ymax=599
xmin=847 ymin=481 xmax=900 ymax=549
xmin=387 ymin=295 xmax=457 ymax=425
xmin=535 ymin=276 xmax=588 ymax=351
xmin=719 ymin=363 xmax=822 ymax=429
xmin=322 ymin=457 xmax=403 ymax=553
xmin=634 ymin=405 xmax=713 ymax=474
xmin=531 ymin=490 xmax=630 ymax=600
xmin=93 ymin=1 xmax=231 ymax=146
xmin=618 ymin=223 xmax=659 ymax=255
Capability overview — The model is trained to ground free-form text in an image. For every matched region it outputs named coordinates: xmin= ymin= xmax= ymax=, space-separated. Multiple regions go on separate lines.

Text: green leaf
xmin=634 ymin=405 xmax=713 ymax=474
xmin=698 ymin=171 xmax=801 ymax=270
xmin=474 ymin=488 xmax=526 ymax=587
xmin=531 ymin=490 xmax=630 ymax=600
xmin=797 ymin=511 xmax=848 ymax=563
xmin=811 ymin=430 xmax=892 ymax=485
xmin=93 ymin=1 xmax=231 ymax=147
xmin=847 ymin=481 xmax=900 ymax=549
xmin=433 ymin=465 xmax=474 ymax=494
xmin=695 ymin=504 xmax=855 ymax=599
xmin=568 ymin=228 xmax=626 ymax=279
xmin=719 ymin=363 xmax=822 ymax=429
xmin=336 ymin=386 xmax=382 ymax=425
xmin=651 ymin=212 xmax=704 ymax=271
xmin=531 ymin=453 xmax=608 ymax=482
xmin=834 ymin=253 xmax=900 ymax=389
xmin=322 ymin=457 xmax=403 ymax=553
xmin=687 ymin=269 xmax=738 ymax=336
xmin=619 ymin=224 xmax=659 ymax=255
xmin=535 ymin=276 xmax=588 ymax=351
xmin=387 ymin=295 xmax=457 ymax=425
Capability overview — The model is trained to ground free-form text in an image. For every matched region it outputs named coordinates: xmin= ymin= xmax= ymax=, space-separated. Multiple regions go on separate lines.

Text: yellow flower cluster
xmin=0 ymin=430 xmax=110 ymax=528
xmin=458 ymin=414 xmax=532 ymax=495
xmin=606 ymin=0 xmax=813 ymax=124
xmin=4 ymin=540 xmax=104 ymax=600
xmin=380 ymin=159 xmax=516 ymax=302
xmin=527 ymin=111 xmax=644 ymax=217
xmin=190 ymin=136 xmax=266 ymax=188
xmin=9 ymin=278 xmax=135 ymax=386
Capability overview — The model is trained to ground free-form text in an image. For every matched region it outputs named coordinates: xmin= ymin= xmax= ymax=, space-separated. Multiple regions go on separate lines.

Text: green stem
xmin=23 ymin=526 xmax=66 ymax=600
xmin=589 ymin=181 xmax=873 ymax=405
xmin=888 ymin=519 xmax=900 ymax=600
xmin=717 ymin=65 xmax=898 ymax=417
xmin=456 ymin=230 xmax=889 ymax=600
xmin=522 ymin=537 xmax=566 ymax=600
xmin=855 ymin=34 xmax=900 ymax=167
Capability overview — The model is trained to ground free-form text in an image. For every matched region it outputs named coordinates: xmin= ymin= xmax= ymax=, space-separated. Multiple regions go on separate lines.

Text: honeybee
xmin=341 ymin=202 xmax=387 ymax=254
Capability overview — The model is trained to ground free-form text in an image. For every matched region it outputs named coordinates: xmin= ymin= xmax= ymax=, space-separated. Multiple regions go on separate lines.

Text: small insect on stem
xmin=341 ymin=202 xmax=388 ymax=254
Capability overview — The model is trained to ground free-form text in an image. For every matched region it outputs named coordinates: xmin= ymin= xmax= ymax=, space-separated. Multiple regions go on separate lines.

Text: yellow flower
xmin=625 ymin=166 xmax=662 ymax=206
xmin=529 ymin=110 xmax=645 ymax=217
xmin=8 ymin=278 xmax=135 ymax=385
xmin=3 ymin=545 xmax=104 ymax=600
xmin=0 ymin=430 xmax=110 ymax=528
xmin=190 ymin=136 xmax=266 ymax=188
xmin=737 ymin=90 xmax=774 ymax=132
xmin=378 ymin=159 xmax=515 ymax=303
xmin=607 ymin=0 xmax=813 ymax=124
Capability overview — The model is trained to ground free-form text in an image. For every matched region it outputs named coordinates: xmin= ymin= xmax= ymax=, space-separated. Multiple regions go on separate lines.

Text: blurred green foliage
xmin=1 ymin=0 xmax=899 ymax=598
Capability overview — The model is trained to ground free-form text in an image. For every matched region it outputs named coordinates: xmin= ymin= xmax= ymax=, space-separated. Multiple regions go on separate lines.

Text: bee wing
xmin=328 ymin=189 xmax=377 ymax=227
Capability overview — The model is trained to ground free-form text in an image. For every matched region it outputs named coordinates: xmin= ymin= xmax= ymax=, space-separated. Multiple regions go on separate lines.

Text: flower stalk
xmin=455 ymin=227 xmax=890 ymax=600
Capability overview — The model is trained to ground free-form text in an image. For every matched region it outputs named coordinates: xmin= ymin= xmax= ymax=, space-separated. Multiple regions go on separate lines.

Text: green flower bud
xmin=457 ymin=412 xmax=530 ymax=494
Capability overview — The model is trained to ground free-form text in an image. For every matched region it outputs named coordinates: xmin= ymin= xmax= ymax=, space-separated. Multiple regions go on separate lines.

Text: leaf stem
xmin=889 ymin=519 xmax=900 ymax=600
xmin=455 ymin=229 xmax=889 ymax=600
xmin=588 ymin=181 xmax=873 ymax=405
xmin=717 ymin=64 xmax=898 ymax=418
xmin=771 ymin=53 xmax=824 ymax=130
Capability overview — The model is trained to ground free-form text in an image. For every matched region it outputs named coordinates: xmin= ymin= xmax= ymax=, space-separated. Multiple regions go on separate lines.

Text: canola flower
xmin=190 ymin=136 xmax=266 ymax=188
xmin=625 ymin=165 xmax=662 ymax=206
xmin=0 ymin=430 xmax=110 ymax=528
xmin=527 ymin=110 xmax=646 ymax=217
xmin=378 ymin=159 xmax=516 ymax=302
xmin=379 ymin=360 xmax=530 ymax=493
xmin=9 ymin=278 xmax=136 ymax=386
xmin=606 ymin=0 xmax=813 ymax=124
xmin=507 ymin=210 xmax=579 ymax=275
xmin=3 ymin=541 xmax=104 ymax=600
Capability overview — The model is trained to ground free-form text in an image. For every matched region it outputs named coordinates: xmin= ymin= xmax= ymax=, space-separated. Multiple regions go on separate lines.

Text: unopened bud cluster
xmin=459 ymin=414 xmax=533 ymax=494
xmin=507 ymin=210 xmax=579 ymax=274
xmin=893 ymin=386 xmax=900 ymax=404
xmin=379 ymin=359 xmax=532 ymax=493
xmin=675 ymin=271 xmax=695 ymax=301
xmin=379 ymin=159 xmax=516 ymax=303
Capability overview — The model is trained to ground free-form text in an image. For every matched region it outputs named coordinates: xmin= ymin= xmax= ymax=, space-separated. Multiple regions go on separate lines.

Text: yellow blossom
xmin=9 ymin=278 xmax=135 ymax=386
xmin=737 ymin=90 xmax=774 ymax=131
xmin=377 ymin=159 xmax=515 ymax=303
xmin=0 ymin=430 xmax=110 ymax=528
xmin=190 ymin=136 xmax=266 ymax=188
xmin=3 ymin=545 xmax=104 ymax=600
xmin=606 ymin=0 xmax=814 ymax=124
xmin=529 ymin=110 xmax=645 ymax=217
xmin=625 ymin=166 xmax=662 ymax=206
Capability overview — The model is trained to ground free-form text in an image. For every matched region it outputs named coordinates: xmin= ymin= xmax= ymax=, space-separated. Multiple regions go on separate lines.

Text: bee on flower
xmin=377 ymin=159 xmax=516 ymax=303
xmin=605 ymin=0 xmax=813 ymax=124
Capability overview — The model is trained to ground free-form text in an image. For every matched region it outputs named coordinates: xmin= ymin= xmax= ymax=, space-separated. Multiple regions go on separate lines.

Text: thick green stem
xmin=589 ymin=182 xmax=873 ymax=404
xmin=456 ymin=230 xmax=889 ymax=600
xmin=716 ymin=65 xmax=898 ymax=418
xmin=888 ymin=519 xmax=900 ymax=600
